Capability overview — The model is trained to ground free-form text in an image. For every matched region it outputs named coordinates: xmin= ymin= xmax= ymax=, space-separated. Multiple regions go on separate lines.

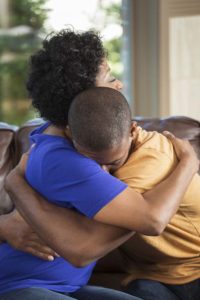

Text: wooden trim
xmin=158 ymin=0 xmax=170 ymax=116
xmin=122 ymin=0 xmax=135 ymax=115
xmin=0 ymin=0 xmax=10 ymax=28
xmin=169 ymin=0 xmax=200 ymax=17
xmin=129 ymin=0 xmax=200 ymax=117
xmin=132 ymin=0 xmax=159 ymax=117
xmin=158 ymin=0 xmax=200 ymax=116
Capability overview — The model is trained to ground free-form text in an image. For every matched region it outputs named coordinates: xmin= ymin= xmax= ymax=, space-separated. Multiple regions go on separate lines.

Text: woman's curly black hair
xmin=26 ymin=28 xmax=106 ymax=126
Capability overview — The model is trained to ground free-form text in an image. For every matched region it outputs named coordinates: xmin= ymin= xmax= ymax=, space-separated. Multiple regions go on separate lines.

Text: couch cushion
xmin=0 ymin=123 xmax=17 ymax=215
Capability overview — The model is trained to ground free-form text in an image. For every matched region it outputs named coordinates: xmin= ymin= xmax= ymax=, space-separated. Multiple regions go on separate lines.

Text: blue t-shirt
xmin=0 ymin=122 xmax=127 ymax=294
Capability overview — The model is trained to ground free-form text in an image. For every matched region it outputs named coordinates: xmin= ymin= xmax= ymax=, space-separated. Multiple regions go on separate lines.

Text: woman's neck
xmin=43 ymin=124 xmax=67 ymax=138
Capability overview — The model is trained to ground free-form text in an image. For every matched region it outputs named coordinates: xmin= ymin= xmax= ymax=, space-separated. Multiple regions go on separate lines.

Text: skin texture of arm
xmin=0 ymin=210 xmax=60 ymax=261
xmin=3 ymin=175 xmax=134 ymax=267
xmin=94 ymin=135 xmax=199 ymax=234
xmin=4 ymin=134 xmax=199 ymax=266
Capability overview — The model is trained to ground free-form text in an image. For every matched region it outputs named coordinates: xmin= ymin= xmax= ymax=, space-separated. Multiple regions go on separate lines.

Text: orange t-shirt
xmin=114 ymin=127 xmax=200 ymax=284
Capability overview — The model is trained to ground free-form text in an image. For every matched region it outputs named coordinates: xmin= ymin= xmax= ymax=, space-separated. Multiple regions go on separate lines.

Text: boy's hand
xmin=163 ymin=131 xmax=199 ymax=174
xmin=3 ymin=210 xmax=58 ymax=261
xmin=17 ymin=145 xmax=35 ymax=176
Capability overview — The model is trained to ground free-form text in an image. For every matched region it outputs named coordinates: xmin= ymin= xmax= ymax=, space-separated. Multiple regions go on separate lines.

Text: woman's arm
xmin=94 ymin=133 xmax=199 ymax=234
xmin=5 ymin=134 xmax=199 ymax=266
xmin=4 ymin=173 xmax=133 ymax=266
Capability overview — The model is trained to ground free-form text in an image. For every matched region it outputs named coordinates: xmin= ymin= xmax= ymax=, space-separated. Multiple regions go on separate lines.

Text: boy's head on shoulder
xmin=67 ymin=87 xmax=138 ymax=172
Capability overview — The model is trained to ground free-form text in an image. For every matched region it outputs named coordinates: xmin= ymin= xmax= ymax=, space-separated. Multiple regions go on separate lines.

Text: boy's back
xmin=114 ymin=127 xmax=200 ymax=285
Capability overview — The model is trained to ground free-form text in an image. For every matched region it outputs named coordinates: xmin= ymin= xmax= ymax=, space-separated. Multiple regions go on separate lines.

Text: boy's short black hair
xmin=68 ymin=87 xmax=132 ymax=151
xmin=26 ymin=29 xmax=106 ymax=126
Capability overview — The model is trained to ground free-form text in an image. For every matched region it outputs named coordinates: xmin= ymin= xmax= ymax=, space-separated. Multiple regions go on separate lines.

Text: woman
xmin=0 ymin=29 xmax=198 ymax=300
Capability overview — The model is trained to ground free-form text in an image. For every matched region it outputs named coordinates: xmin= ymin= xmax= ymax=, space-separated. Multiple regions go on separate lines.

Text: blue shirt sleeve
xmin=26 ymin=144 xmax=127 ymax=218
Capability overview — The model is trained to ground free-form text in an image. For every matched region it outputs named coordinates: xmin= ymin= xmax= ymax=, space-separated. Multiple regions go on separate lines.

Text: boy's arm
xmin=0 ymin=210 xmax=60 ymax=260
xmin=94 ymin=134 xmax=199 ymax=234
xmin=5 ymin=134 xmax=199 ymax=266
xmin=4 ymin=171 xmax=133 ymax=267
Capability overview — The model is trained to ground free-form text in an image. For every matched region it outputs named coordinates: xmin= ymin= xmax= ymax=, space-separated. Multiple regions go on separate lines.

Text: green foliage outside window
xmin=0 ymin=0 xmax=48 ymax=125
xmin=0 ymin=0 xmax=123 ymax=125
xmin=95 ymin=0 xmax=123 ymax=80
xmin=104 ymin=37 xmax=122 ymax=80
xmin=10 ymin=0 xmax=48 ymax=29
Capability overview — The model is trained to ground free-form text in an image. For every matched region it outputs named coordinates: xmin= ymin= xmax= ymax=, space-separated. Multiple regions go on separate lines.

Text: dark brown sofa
xmin=0 ymin=116 xmax=199 ymax=290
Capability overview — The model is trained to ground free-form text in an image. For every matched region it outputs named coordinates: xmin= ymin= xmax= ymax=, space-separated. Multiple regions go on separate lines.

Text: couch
xmin=0 ymin=116 xmax=199 ymax=290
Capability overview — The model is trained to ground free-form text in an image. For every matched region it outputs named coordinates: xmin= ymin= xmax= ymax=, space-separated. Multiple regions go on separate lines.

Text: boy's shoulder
xmin=114 ymin=127 xmax=177 ymax=193
xmin=134 ymin=127 xmax=174 ymax=159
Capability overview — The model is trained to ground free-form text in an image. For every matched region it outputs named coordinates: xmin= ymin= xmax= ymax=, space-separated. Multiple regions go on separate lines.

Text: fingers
xmin=23 ymin=232 xmax=60 ymax=260
xmin=132 ymin=121 xmax=138 ymax=127
xmin=163 ymin=131 xmax=199 ymax=173
xmin=18 ymin=150 xmax=31 ymax=175
xmin=24 ymin=241 xmax=59 ymax=261
xmin=12 ymin=209 xmax=25 ymax=221
xmin=101 ymin=165 xmax=109 ymax=173
xmin=162 ymin=131 xmax=176 ymax=139
xmin=24 ymin=246 xmax=55 ymax=261
xmin=29 ymin=143 xmax=36 ymax=153
xmin=18 ymin=145 xmax=35 ymax=174
xmin=163 ymin=131 xmax=188 ymax=160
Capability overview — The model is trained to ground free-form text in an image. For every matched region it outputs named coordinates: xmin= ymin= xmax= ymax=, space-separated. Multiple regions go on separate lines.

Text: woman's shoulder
xmin=29 ymin=135 xmax=101 ymax=181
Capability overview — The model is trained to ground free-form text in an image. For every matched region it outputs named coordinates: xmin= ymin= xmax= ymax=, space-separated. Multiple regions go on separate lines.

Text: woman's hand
xmin=17 ymin=146 xmax=34 ymax=176
xmin=163 ymin=131 xmax=199 ymax=174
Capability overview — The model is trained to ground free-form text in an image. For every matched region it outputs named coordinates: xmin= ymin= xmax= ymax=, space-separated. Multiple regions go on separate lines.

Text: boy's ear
xmin=130 ymin=121 xmax=138 ymax=138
